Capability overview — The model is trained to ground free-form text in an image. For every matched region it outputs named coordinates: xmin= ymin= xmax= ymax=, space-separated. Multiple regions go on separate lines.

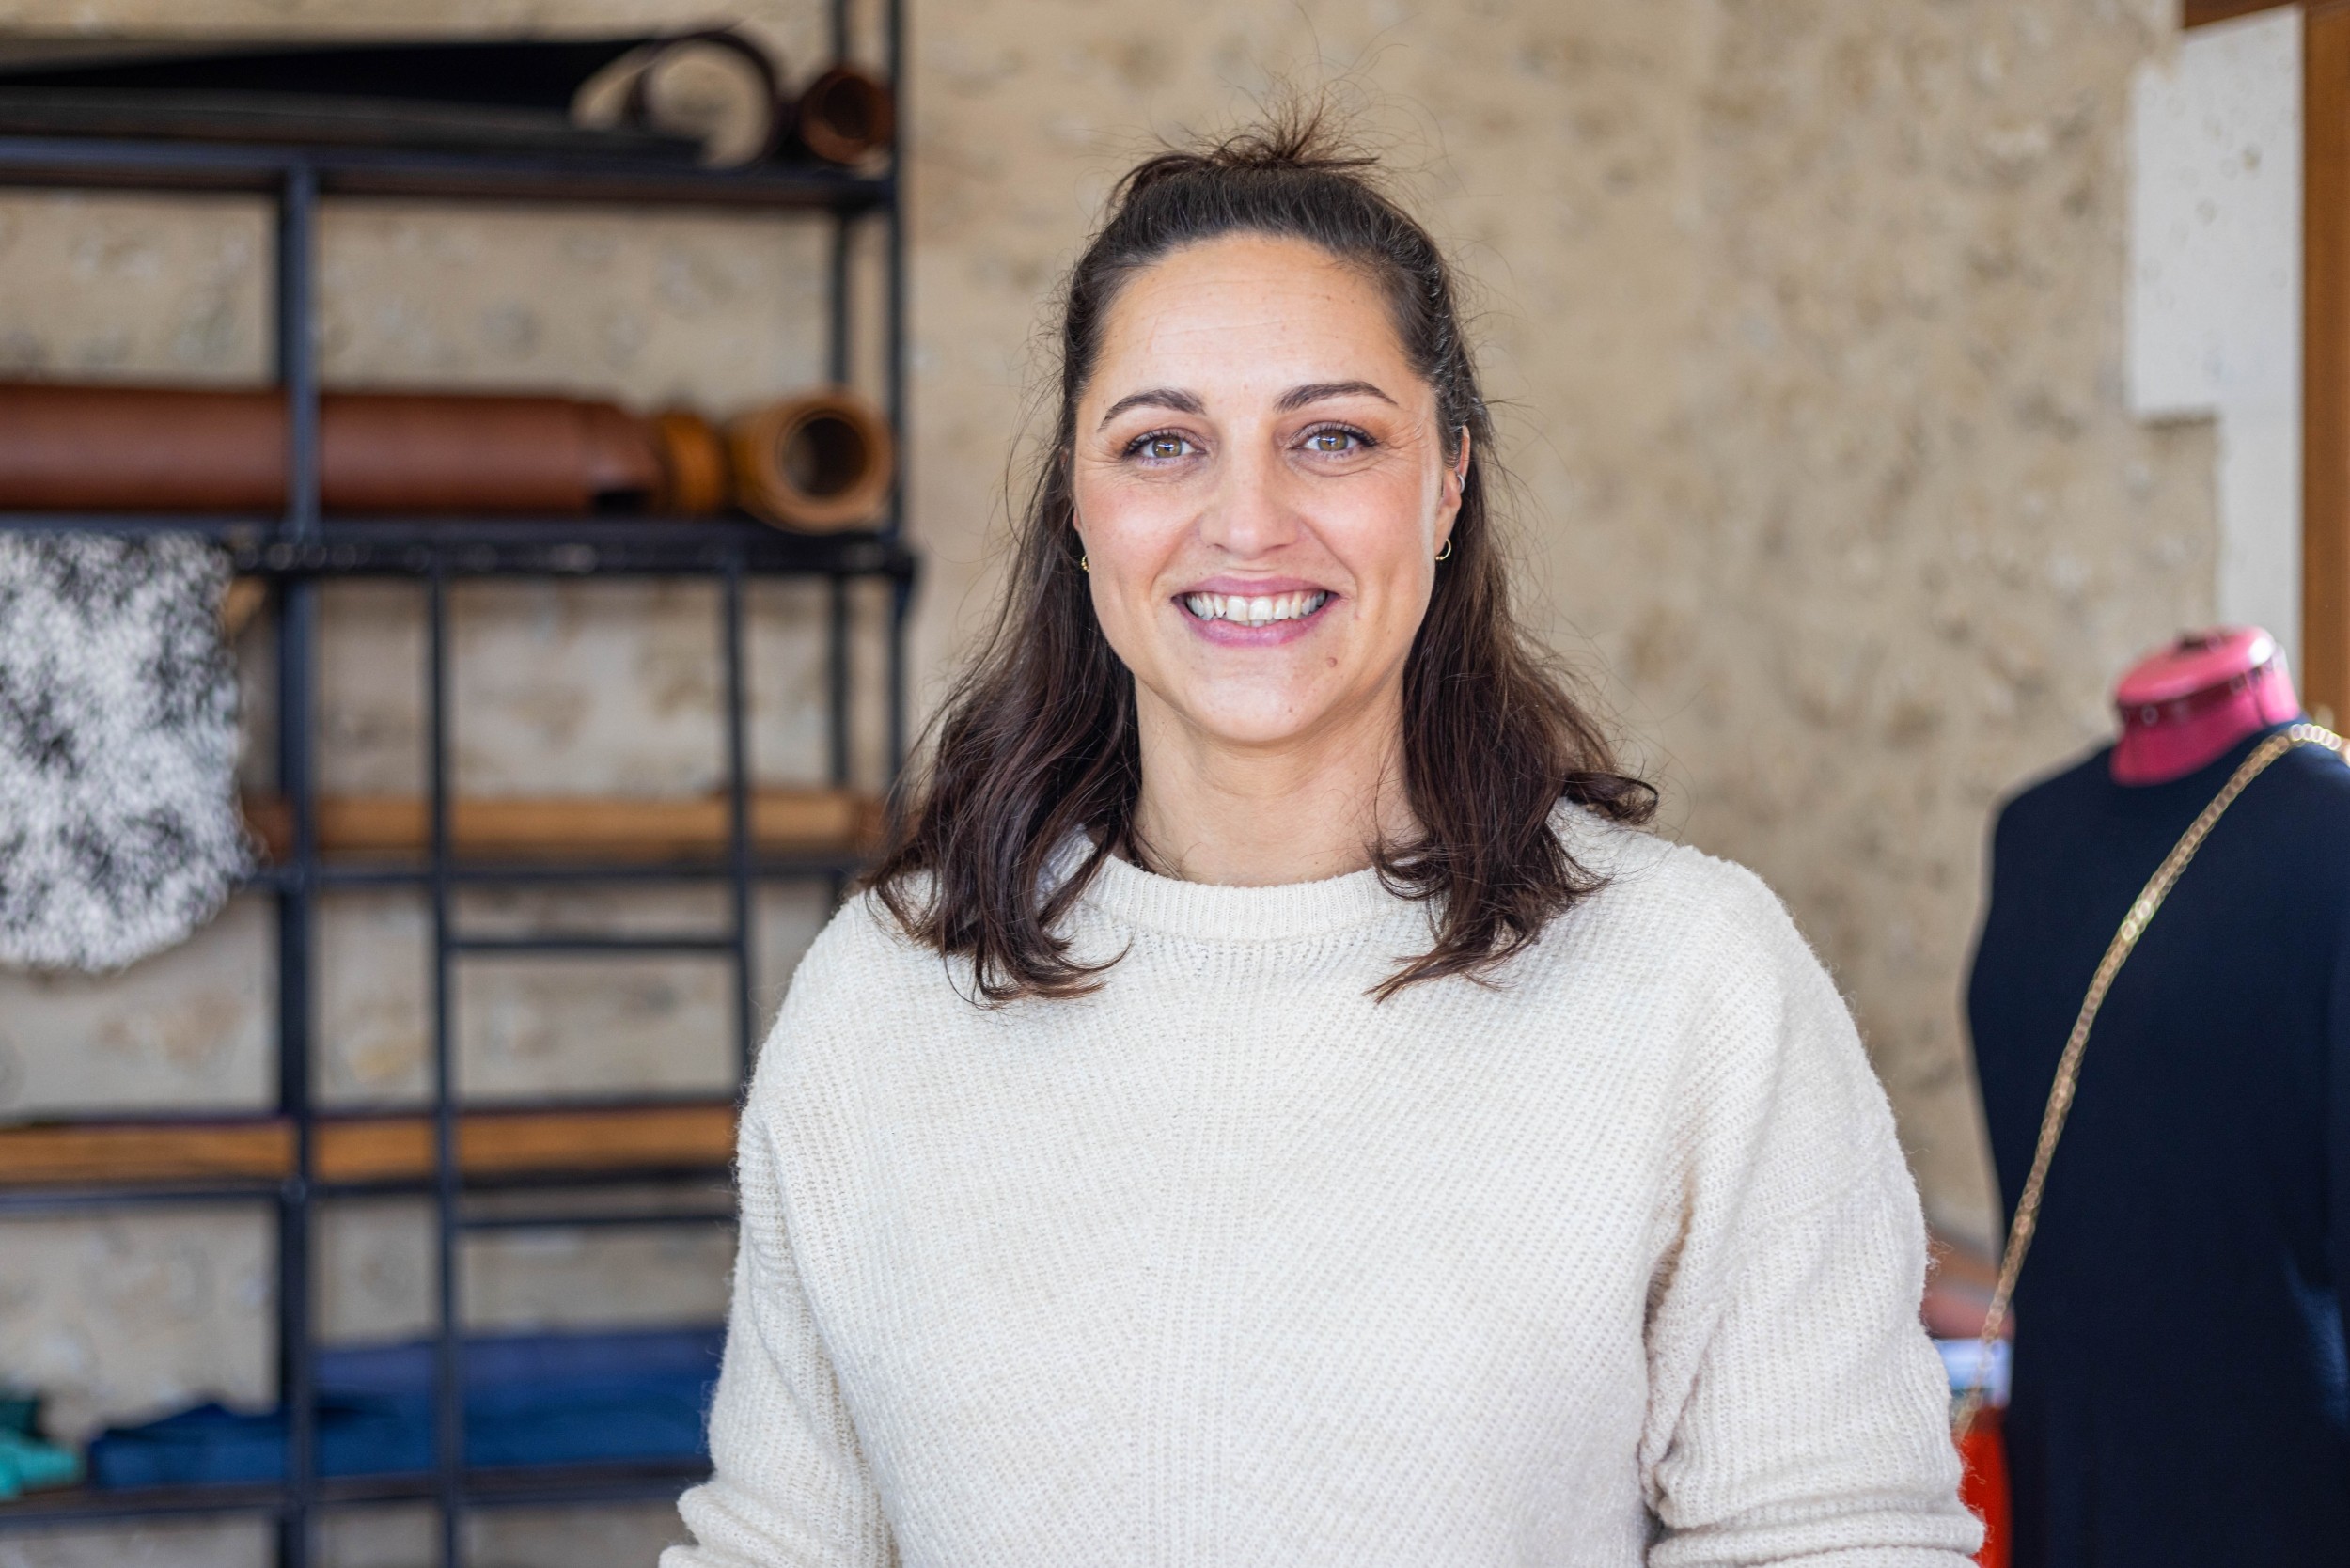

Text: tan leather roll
xmin=793 ymin=65 xmax=894 ymax=165
xmin=652 ymin=408 xmax=729 ymax=515
xmin=572 ymin=31 xmax=787 ymax=168
xmin=725 ymin=388 xmax=894 ymax=532
xmin=0 ymin=383 xmax=665 ymax=514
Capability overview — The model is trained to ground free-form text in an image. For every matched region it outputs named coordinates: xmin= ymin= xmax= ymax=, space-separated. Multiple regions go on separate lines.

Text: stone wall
xmin=0 ymin=0 xmax=2216 ymax=1561
xmin=901 ymin=0 xmax=2212 ymax=1241
xmin=1654 ymin=0 xmax=2214 ymax=1231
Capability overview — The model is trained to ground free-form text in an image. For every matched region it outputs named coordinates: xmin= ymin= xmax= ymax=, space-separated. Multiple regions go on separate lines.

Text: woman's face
xmin=1070 ymin=233 xmax=1465 ymax=757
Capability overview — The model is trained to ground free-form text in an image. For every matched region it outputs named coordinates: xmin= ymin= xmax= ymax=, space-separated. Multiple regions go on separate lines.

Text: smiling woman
xmin=873 ymin=121 xmax=1657 ymax=998
xmin=664 ymin=110 xmax=1984 ymax=1568
xmin=1071 ymin=232 xmax=1481 ymax=886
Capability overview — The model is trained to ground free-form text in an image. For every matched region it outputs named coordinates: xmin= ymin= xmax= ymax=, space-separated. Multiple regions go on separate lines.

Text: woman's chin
xmin=1156 ymin=692 xmax=1362 ymax=754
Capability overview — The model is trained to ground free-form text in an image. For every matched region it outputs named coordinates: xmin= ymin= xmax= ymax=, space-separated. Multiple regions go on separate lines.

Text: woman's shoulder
xmin=781 ymin=879 xmax=948 ymax=1009
xmin=1542 ymin=805 xmax=1867 ymax=1090
xmin=1548 ymin=803 xmax=1811 ymax=969
xmin=1547 ymin=806 xmax=1897 ymax=1186
xmin=744 ymin=881 xmax=958 ymax=1088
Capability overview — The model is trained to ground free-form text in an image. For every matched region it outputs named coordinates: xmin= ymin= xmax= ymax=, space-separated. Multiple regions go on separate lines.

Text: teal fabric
xmin=0 ymin=1428 xmax=81 ymax=1498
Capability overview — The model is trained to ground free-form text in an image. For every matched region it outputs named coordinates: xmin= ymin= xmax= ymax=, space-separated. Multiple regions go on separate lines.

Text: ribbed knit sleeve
xmin=661 ymin=1094 xmax=895 ymax=1568
xmin=1638 ymin=867 xmax=1981 ymax=1566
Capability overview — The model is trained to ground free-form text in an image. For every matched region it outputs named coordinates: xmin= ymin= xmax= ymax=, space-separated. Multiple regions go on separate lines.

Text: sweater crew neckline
xmin=1076 ymin=844 xmax=1406 ymax=942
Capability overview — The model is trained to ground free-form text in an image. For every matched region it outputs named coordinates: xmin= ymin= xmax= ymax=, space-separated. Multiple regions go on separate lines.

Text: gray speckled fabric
xmin=0 ymin=532 xmax=252 ymax=971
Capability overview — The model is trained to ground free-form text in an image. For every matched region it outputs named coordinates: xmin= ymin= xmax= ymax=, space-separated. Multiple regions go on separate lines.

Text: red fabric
xmin=1957 ymin=1409 xmax=2011 ymax=1568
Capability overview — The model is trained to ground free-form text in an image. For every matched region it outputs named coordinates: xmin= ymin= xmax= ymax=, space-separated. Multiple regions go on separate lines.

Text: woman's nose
xmin=1196 ymin=445 xmax=1301 ymax=558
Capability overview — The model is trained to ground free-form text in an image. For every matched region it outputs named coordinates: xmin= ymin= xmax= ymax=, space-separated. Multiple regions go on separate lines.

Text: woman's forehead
xmin=1089 ymin=234 xmax=1416 ymax=406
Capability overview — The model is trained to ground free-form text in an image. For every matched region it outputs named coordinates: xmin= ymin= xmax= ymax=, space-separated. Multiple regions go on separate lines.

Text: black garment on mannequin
xmin=1968 ymin=724 xmax=2350 ymax=1567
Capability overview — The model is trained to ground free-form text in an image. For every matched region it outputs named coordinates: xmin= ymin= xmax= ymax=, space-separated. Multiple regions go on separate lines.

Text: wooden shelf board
xmin=0 ymin=1103 xmax=737 ymax=1188
xmin=0 ymin=1121 xmax=290 ymax=1184
xmin=243 ymin=788 xmax=882 ymax=864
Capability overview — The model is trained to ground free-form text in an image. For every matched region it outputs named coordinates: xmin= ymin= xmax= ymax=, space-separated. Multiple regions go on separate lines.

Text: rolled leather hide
xmin=570 ymin=30 xmax=786 ymax=167
xmin=791 ymin=65 xmax=894 ymax=165
xmin=325 ymin=393 xmax=662 ymax=512
xmin=726 ymin=388 xmax=894 ymax=532
xmin=652 ymin=409 xmax=729 ymax=516
xmin=0 ymin=384 xmax=666 ymax=514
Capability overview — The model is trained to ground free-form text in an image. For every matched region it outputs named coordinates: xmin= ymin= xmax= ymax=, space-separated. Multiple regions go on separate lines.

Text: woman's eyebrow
xmin=1097 ymin=380 xmax=1397 ymax=429
xmin=1277 ymin=380 xmax=1397 ymax=412
xmin=1099 ymin=387 xmax=1204 ymax=427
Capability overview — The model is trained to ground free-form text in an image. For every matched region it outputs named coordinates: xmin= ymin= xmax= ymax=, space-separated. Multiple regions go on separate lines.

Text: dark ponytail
xmin=869 ymin=103 xmax=1653 ymax=1002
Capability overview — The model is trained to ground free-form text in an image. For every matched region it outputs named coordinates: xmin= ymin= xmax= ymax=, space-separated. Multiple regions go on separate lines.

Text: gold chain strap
xmin=1951 ymin=722 xmax=2348 ymax=1438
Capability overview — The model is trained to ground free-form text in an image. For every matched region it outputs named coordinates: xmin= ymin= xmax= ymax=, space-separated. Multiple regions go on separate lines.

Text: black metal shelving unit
xmin=0 ymin=8 xmax=909 ymax=1564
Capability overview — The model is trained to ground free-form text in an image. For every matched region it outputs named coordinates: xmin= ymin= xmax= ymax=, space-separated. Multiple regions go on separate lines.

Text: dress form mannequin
xmin=2109 ymin=627 xmax=2301 ymax=785
xmin=1966 ymin=624 xmax=2350 ymax=1567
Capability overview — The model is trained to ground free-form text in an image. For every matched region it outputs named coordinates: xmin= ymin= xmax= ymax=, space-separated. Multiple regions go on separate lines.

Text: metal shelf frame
xmin=0 ymin=5 xmax=908 ymax=1562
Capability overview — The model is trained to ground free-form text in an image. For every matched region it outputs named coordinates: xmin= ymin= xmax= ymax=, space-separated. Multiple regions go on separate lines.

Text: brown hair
xmin=870 ymin=108 xmax=1653 ymax=1002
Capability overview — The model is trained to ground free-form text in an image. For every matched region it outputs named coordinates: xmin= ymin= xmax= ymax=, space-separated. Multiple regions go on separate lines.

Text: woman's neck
xmin=1129 ymin=693 xmax=1414 ymax=886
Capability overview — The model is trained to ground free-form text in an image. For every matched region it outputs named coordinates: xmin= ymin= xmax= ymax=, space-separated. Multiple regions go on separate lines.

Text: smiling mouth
xmin=1180 ymin=589 xmax=1331 ymax=626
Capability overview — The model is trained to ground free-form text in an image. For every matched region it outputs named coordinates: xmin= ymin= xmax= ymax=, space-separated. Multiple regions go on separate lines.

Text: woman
xmin=666 ymin=118 xmax=1979 ymax=1567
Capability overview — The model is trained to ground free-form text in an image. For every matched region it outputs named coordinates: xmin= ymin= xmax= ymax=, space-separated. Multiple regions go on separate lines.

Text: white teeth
xmin=1181 ymin=590 xmax=1330 ymax=625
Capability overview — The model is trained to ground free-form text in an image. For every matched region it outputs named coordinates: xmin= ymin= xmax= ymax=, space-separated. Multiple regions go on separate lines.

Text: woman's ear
xmin=1433 ymin=429 xmax=1470 ymax=560
xmin=1441 ymin=427 xmax=1472 ymax=515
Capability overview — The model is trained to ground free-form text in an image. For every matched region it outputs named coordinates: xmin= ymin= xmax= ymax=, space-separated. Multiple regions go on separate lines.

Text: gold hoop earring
xmin=1434 ymin=539 xmax=1452 ymax=563
xmin=1079 ymin=554 xmax=1089 ymax=572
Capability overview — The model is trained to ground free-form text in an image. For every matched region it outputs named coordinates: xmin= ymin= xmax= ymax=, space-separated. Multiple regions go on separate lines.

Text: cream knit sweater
xmin=665 ymin=811 xmax=1982 ymax=1567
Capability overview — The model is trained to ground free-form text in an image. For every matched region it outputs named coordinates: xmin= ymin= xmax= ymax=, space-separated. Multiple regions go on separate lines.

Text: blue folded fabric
xmin=88 ymin=1324 xmax=722 ymax=1488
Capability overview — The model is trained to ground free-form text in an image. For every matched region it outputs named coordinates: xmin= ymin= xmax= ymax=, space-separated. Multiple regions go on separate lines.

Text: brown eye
xmin=1308 ymin=429 xmax=1357 ymax=453
xmin=1150 ymin=436 xmax=1185 ymax=459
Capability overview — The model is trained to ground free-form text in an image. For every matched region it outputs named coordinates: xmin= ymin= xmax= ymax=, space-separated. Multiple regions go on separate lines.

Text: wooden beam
xmin=0 ymin=1103 xmax=738 ymax=1188
xmin=2186 ymin=1 xmax=2295 ymax=28
xmin=0 ymin=1121 xmax=291 ymax=1184
xmin=316 ymin=1102 xmax=739 ymax=1184
xmin=2308 ymin=3 xmax=2350 ymax=723
xmin=242 ymin=788 xmax=882 ymax=864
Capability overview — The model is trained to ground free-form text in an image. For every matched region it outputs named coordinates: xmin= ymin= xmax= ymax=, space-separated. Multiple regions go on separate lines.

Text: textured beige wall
xmin=0 ymin=0 xmax=2220 ymax=1560
xmin=899 ymin=0 xmax=2213 ymax=1243
xmin=1648 ymin=0 xmax=2215 ymax=1237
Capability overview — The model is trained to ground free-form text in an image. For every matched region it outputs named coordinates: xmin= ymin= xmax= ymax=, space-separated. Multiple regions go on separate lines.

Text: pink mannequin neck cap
xmin=2110 ymin=626 xmax=2300 ymax=785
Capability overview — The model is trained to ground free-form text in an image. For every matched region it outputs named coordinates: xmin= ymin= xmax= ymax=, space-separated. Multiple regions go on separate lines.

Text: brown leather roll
xmin=580 ymin=400 xmax=666 ymax=507
xmin=321 ymin=392 xmax=662 ymax=512
xmin=0 ymin=383 xmax=665 ymax=514
xmin=792 ymin=65 xmax=894 ymax=165
xmin=0 ymin=384 xmax=284 ymax=510
xmin=725 ymin=388 xmax=894 ymax=532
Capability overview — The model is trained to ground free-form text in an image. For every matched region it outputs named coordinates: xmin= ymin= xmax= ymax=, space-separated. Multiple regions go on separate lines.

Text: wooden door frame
xmin=2186 ymin=0 xmax=2298 ymax=25
xmin=2308 ymin=4 xmax=2350 ymax=724
xmin=2182 ymin=1 xmax=2349 ymax=722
